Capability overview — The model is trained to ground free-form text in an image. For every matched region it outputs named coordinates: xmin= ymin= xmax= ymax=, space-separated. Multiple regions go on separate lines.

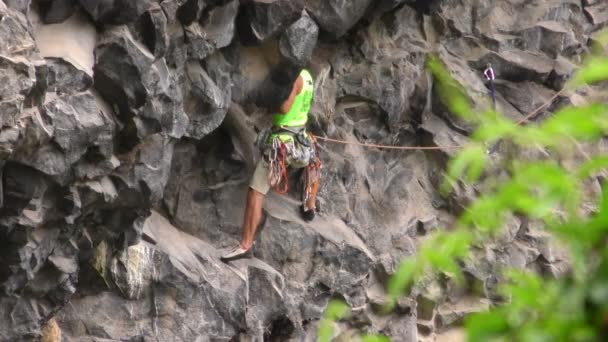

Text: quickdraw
xmin=268 ymin=136 xmax=289 ymax=194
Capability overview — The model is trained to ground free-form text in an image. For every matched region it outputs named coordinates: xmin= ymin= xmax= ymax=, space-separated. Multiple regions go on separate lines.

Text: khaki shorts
xmin=250 ymin=158 xmax=271 ymax=195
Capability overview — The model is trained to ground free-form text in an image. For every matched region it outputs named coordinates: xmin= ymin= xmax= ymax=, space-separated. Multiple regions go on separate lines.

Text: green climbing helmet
xmin=272 ymin=69 xmax=314 ymax=127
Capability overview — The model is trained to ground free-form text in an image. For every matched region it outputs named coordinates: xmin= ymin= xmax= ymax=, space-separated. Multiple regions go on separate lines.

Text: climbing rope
xmin=516 ymin=88 xmax=566 ymax=124
xmin=312 ymin=87 xmax=566 ymax=151
xmin=312 ymin=135 xmax=460 ymax=151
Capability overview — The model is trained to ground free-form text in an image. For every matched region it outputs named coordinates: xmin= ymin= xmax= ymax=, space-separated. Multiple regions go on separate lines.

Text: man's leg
xmin=240 ymin=188 xmax=264 ymax=249
xmin=489 ymin=80 xmax=497 ymax=109
xmin=301 ymin=161 xmax=320 ymax=221
xmin=304 ymin=179 xmax=319 ymax=211
xmin=222 ymin=159 xmax=270 ymax=261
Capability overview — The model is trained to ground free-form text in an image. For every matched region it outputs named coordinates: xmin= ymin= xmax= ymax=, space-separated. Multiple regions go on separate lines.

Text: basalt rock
xmin=38 ymin=0 xmax=77 ymax=24
xmin=279 ymin=12 xmax=319 ymax=65
xmin=0 ymin=0 xmax=605 ymax=341
xmin=0 ymin=162 xmax=79 ymax=339
xmin=584 ymin=2 xmax=608 ymax=28
xmin=243 ymin=0 xmax=304 ymax=42
xmin=306 ymin=0 xmax=374 ymax=38
xmin=176 ymin=0 xmax=206 ymax=25
xmin=44 ymin=58 xmax=93 ymax=94
xmin=184 ymin=0 xmax=239 ymax=60
xmin=135 ymin=2 xmax=170 ymax=58
xmin=93 ymin=26 xmax=155 ymax=116
xmin=183 ymin=61 xmax=230 ymax=139
xmin=79 ymin=0 xmax=151 ymax=25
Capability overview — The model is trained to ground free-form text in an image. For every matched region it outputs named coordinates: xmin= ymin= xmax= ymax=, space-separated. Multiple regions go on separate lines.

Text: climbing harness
xmin=484 ymin=64 xmax=496 ymax=109
xmin=266 ymin=131 xmax=321 ymax=195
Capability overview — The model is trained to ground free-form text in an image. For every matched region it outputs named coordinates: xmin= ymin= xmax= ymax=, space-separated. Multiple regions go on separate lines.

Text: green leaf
xmin=442 ymin=144 xmax=487 ymax=193
xmin=571 ymin=56 xmax=608 ymax=86
xmin=460 ymin=196 xmax=505 ymax=233
xmin=361 ymin=334 xmax=391 ymax=342
xmin=317 ymin=320 xmax=334 ymax=342
xmin=426 ymin=55 xmax=474 ymax=121
xmin=466 ymin=310 xmax=510 ymax=342
xmin=473 ymin=115 xmax=518 ymax=143
xmin=543 ymin=104 xmax=608 ymax=142
xmin=324 ymin=300 xmax=351 ymax=321
xmin=387 ymin=258 xmax=419 ymax=304
xmin=318 ymin=300 xmax=352 ymax=342
xmin=592 ymin=29 xmax=608 ymax=47
xmin=576 ymin=156 xmax=608 ymax=179
xmin=597 ymin=185 xmax=608 ymax=222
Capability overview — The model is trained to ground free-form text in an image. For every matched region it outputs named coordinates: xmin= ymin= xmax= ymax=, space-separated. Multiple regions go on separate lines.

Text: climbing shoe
xmin=220 ymin=245 xmax=251 ymax=261
xmin=301 ymin=209 xmax=315 ymax=222
xmin=301 ymin=199 xmax=320 ymax=222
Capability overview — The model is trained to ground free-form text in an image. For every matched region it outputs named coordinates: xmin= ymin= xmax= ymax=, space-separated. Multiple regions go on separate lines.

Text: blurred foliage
xmin=319 ymin=31 xmax=608 ymax=341
xmin=318 ymin=300 xmax=351 ymax=342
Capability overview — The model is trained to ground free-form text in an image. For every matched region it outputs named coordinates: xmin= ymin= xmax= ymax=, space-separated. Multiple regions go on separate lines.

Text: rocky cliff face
xmin=0 ymin=0 xmax=606 ymax=341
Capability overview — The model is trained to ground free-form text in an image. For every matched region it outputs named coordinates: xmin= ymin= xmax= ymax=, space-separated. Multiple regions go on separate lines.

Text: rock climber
xmin=221 ymin=62 xmax=321 ymax=261
xmin=483 ymin=63 xmax=496 ymax=108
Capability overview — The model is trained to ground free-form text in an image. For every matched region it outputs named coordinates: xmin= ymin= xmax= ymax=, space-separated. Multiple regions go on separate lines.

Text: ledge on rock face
xmin=306 ymin=0 xmax=373 ymax=39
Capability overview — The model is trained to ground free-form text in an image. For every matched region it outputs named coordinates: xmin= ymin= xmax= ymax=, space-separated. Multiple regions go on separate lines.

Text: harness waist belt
xmin=271 ymin=125 xmax=310 ymax=146
xmin=271 ymin=125 xmax=306 ymax=135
